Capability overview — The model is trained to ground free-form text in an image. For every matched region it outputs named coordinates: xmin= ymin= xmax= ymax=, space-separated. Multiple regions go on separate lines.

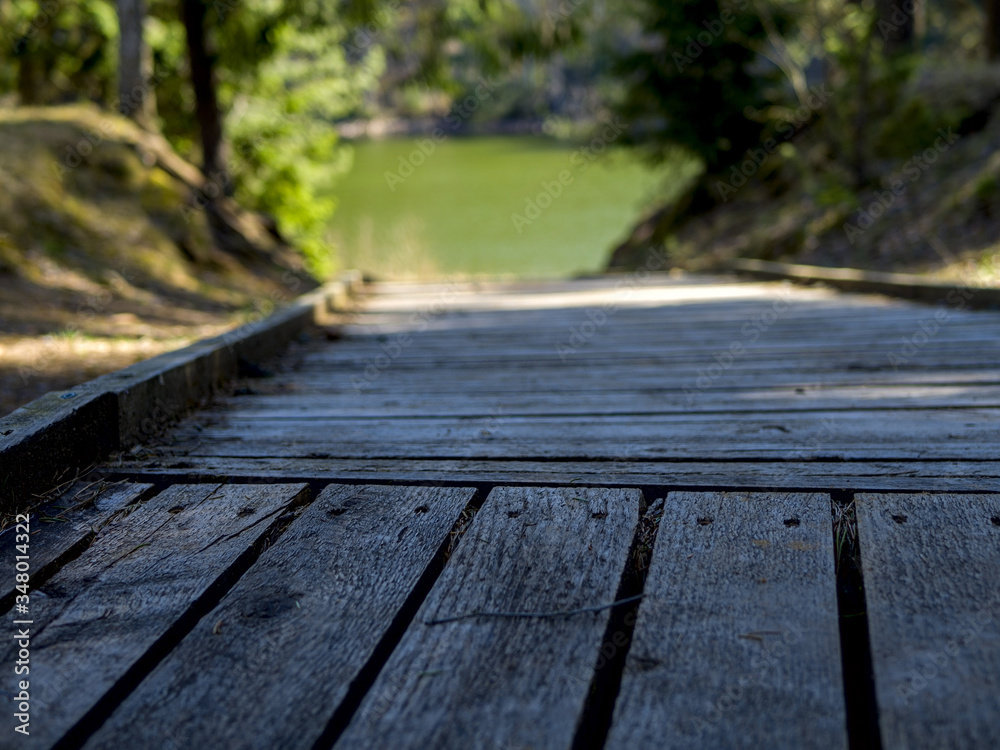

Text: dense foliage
xmin=610 ymin=0 xmax=788 ymax=172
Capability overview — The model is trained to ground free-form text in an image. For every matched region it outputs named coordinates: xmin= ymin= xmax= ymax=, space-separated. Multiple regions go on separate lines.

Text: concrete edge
xmin=0 ymin=270 xmax=363 ymax=516
xmin=726 ymin=259 xmax=1000 ymax=309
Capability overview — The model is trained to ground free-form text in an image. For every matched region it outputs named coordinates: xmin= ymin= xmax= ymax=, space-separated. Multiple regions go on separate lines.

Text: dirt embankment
xmin=608 ymin=67 xmax=1000 ymax=287
xmin=0 ymin=105 xmax=316 ymax=416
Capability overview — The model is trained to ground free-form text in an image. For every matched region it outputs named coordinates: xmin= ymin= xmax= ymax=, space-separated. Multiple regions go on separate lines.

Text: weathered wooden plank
xmin=298 ymin=344 xmax=1000 ymax=372
xmin=0 ymin=389 xmax=119 ymax=517
xmin=289 ymin=370 xmax=1000 ymax=398
xmin=316 ymin=329 xmax=998 ymax=355
xmin=339 ymin=306 xmax=991 ymax=334
xmin=314 ymin=357 xmax=995 ymax=380
xmin=313 ymin=293 xmax=992 ymax=336
xmin=0 ymin=481 xmax=154 ymax=612
xmin=155 ymin=407 xmax=1000 ymax=462
xmin=328 ymin=306 xmax=995 ymax=329
xmin=606 ymin=491 xmax=845 ymax=750
xmin=856 ymin=493 xmax=1000 ymax=749
xmin=176 ymin=407 xmax=1000 ymax=435
xmin=213 ymin=384 xmax=1000 ymax=419
xmin=303 ymin=333 xmax=1000 ymax=363
xmin=280 ymin=363 xmax=1000 ymax=396
xmin=333 ymin=324 xmax=996 ymax=352
xmin=115 ymin=456 xmax=1000 ymax=493
xmin=84 ymin=484 xmax=476 ymax=750
xmin=341 ymin=304 xmax=990 ymax=331
xmin=340 ymin=323 xmax=983 ymax=346
xmin=2 ymin=482 xmax=308 ymax=748
xmin=304 ymin=331 xmax=1000 ymax=358
xmin=158 ymin=443 xmax=1000 ymax=462
xmin=335 ymin=486 xmax=642 ymax=750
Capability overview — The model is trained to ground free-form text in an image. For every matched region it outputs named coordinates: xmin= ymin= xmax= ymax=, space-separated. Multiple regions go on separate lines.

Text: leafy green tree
xmin=223 ymin=17 xmax=381 ymax=276
xmin=2 ymin=0 xmax=119 ymax=104
xmin=604 ymin=0 xmax=795 ymax=267
xmin=611 ymin=0 xmax=786 ymax=174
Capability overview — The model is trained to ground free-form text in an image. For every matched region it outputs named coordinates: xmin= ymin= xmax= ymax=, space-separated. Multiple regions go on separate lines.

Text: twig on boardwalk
xmin=424 ymin=593 xmax=643 ymax=626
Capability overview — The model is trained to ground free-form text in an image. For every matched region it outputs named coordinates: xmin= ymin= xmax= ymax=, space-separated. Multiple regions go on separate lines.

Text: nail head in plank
xmin=605 ymin=491 xmax=846 ymax=750
xmin=856 ymin=492 xmax=1000 ymax=749
xmin=83 ymin=484 xmax=476 ymax=750
xmin=3 ymin=482 xmax=308 ymax=748
xmin=335 ymin=485 xmax=643 ymax=750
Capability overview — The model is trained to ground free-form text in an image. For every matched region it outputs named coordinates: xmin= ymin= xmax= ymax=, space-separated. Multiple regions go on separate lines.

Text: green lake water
xmin=327 ymin=137 xmax=692 ymax=279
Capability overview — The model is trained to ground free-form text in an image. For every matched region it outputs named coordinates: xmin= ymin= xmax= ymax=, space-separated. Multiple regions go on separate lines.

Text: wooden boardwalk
xmin=4 ymin=274 xmax=1000 ymax=748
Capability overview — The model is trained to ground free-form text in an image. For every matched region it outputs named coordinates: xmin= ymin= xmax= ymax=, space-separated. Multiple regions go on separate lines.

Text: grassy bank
xmin=0 ymin=105 xmax=312 ymax=416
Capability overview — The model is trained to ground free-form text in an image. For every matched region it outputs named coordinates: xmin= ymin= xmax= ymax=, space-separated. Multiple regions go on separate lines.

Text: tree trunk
xmin=181 ymin=0 xmax=227 ymax=183
xmin=875 ymin=0 xmax=914 ymax=55
xmin=851 ymin=19 xmax=874 ymax=189
xmin=116 ymin=0 xmax=157 ymax=129
xmin=13 ymin=19 xmax=59 ymax=104
xmin=987 ymin=0 xmax=1000 ymax=60
xmin=16 ymin=54 xmax=47 ymax=105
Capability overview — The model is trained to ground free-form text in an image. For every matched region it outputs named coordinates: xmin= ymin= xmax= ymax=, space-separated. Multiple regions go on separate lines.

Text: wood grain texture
xmin=300 ymin=334 xmax=997 ymax=362
xmin=605 ymin=491 xmax=846 ymax=750
xmin=84 ymin=484 xmax=476 ymax=750
xmin=252 ymin=369 xmax=1000 ymax=397
xmin=856 ymin=493 xmax=1000 ymax=749
xmin=128 ymin=264 xmax=1000 ymax=488
xmin=12 ymin=275 xmax=1000 ymax=747
xmin=0 ymin=481 xmax=154 ymax=612
xmin=152 ymin=407 xmax=1000 ymax=462
xmin=335 ymin=486 xmax=643 ymax=750
xmin=117 ymin=457 xmax=1000 ymax=493
xmin=299 ymin=343 xmax=998 ymax=370
xmin=1 ymin=482 xmax=307 ymax=748
xmin=210 ymin=384 xmax=1000 ymax=418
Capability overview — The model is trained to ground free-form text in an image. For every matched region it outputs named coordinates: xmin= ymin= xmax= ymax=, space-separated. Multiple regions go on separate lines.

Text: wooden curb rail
xmin=0 ymin=272 xmax=362 ymax=516
xmin=727 ymin=258 xmax=1000 ymax=309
